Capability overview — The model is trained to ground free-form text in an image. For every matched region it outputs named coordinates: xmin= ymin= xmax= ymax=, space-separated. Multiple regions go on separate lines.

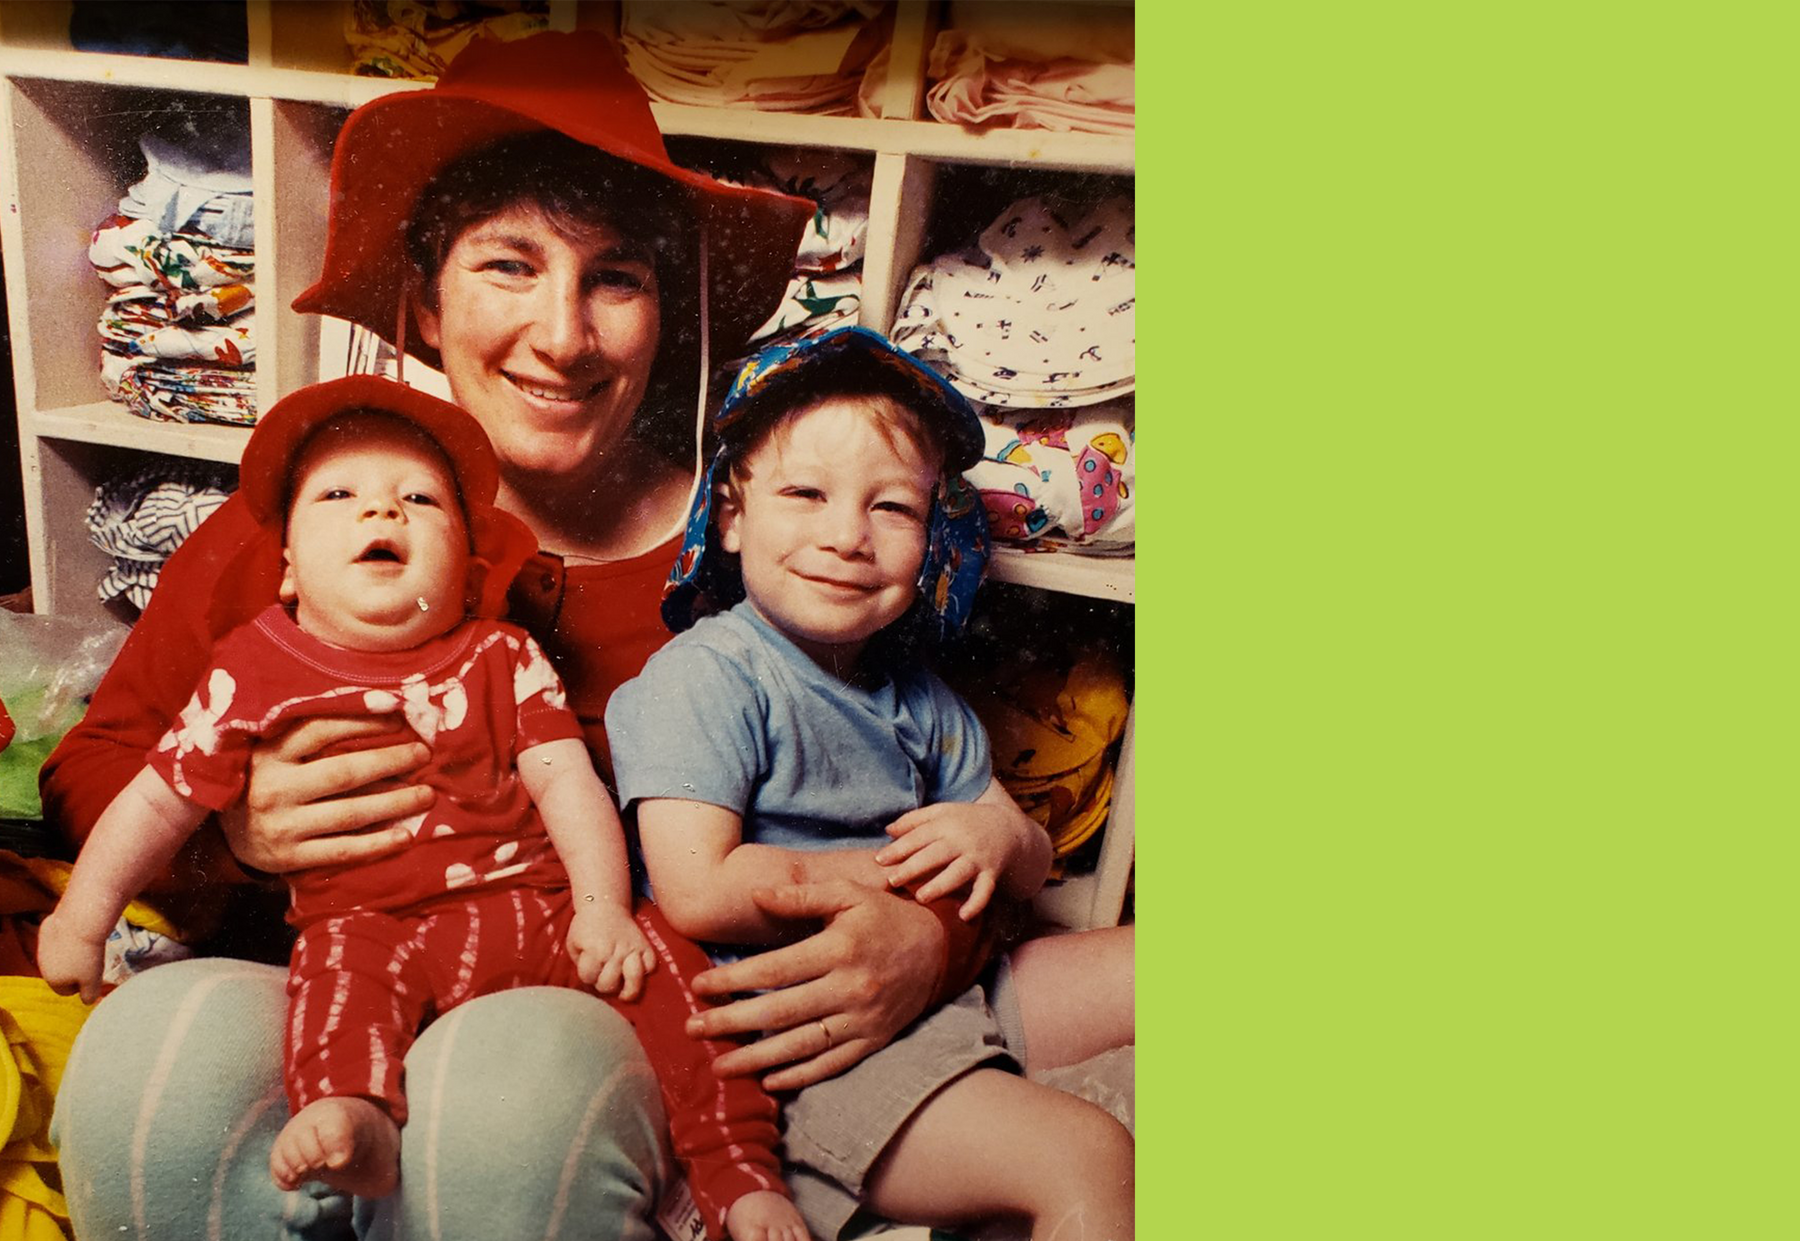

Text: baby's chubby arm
xmin=518 ymin=737 xmax=656 ymax=1000
xmin=636 ymin=799 xmax=894 ymax=944
xmin=38 ymin=766 xmax=209 ymax=1002
xmin=874 ymin=777 xmax=1052 ymax=920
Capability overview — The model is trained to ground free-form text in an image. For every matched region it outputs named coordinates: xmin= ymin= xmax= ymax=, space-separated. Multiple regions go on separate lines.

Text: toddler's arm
xmin=518 ymin=737 xmax=656 ymax=1000
xmin=636 ymin=798 xmax=896 ymax=943
xmin=874 ymin=777 xmax=1053 ymax=920
xmin=38 ymin=766 xmax=208 ymax=1002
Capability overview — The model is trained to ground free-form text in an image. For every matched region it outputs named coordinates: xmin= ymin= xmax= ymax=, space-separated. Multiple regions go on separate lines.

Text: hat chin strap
xmin=667 ymin=219 xmax=712 ymax=548
xmin=394 ymin=287 xmax=410 ymax=386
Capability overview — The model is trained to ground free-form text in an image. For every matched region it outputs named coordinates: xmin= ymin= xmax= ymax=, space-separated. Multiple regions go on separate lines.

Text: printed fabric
xmin=734 ymin=150 xmax=871 ymax=357
xmin=943 ymin=645 xmax=1131 ymax=871
xmin=84 ymin=459 xmax=237 ymax=611
xmin=147 ymin=605 xmax=583 ymax=925
xmin=347 ymin=1 xmax=549 ymax=80
xmin=88 ymin=213 xmax=256 ymax=426
xmin=964 ymin=398 xmax=1135 ymax=550
xmin=892 ymin=194 xmax=1135 ymax=410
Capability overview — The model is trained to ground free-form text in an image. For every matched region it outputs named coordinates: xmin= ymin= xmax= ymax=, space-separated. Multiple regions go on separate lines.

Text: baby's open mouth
xmin=357 ymin=541 xmax=404 ymax=564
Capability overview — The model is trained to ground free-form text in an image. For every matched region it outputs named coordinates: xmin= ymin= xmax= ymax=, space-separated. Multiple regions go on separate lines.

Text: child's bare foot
xmin=725 ymin=1190 xmax=809 ymax=1241
xmin=270 ymin=1097 xmax=401 ymax=1198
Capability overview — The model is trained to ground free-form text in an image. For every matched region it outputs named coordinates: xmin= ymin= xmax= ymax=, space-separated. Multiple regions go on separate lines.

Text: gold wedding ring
xmin=817 ymin=1018 xmax=834 ymax=1049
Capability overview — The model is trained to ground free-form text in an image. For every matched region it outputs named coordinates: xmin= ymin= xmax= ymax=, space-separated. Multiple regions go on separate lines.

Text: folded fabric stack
xmin=347 ymin=1 xmax=548 ymax=79
xmin=88 ymin=127 xmax=257 ymax=426
xmin=732 ymin=150 xmax=871 ymax=362
xmin=893 ymin=194 xmax=1136 ymax=551
xmin=621 ymin=0 xmax=884 ymax=114
xmin=916 ymin=0 xmax=1134 ymax=134
xmin=85 ymin=459 xmax=236 ymax=611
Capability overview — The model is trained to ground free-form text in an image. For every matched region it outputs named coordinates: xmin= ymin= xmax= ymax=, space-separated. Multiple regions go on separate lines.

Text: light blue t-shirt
xmin=606 ymin=602 xmax=992 ymax=856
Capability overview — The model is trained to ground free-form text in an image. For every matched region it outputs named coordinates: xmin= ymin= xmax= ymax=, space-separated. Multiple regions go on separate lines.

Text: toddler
xmin=39 ymin=376 xmax=806 ymax=1241
xmin=608 ymin=328 xmax=1135 ymax=1241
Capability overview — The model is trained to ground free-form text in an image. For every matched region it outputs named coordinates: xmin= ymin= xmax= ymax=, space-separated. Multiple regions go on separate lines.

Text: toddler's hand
xmin=36 ymin=910 xmax=108 ymax=1005
xmin=724 ymin=1189 xmax=808 ymax=1241
xmin=567 ymin=901 xmax=657 ymax=1001
xmin=875 ymin=801 xmax=1027 ymax=921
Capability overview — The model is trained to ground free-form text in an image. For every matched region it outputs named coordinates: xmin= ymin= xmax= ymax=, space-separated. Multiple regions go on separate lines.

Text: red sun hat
xmin=236 ymin=375 xmax=537 ymax=619
xmin=292 ymin=30 xmax=814 ymax=373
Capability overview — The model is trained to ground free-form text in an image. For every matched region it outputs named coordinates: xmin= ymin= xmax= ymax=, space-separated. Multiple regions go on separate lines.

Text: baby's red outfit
xmin=147 ymin=603 xmax=786 ymax=1232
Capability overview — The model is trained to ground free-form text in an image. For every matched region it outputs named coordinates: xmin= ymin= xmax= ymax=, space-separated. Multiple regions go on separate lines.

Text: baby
xmin=608 ymin=328 xmax=1135 ymax=1241
xmin=39 ymin=376 xmax=805 ymax=1241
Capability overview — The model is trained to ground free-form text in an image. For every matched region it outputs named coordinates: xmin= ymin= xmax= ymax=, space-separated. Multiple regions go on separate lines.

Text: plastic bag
xmin=0 ymin=612 xmax=127 ymax=818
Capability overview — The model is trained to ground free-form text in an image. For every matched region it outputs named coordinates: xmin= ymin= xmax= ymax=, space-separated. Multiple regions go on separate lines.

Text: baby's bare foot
xmin=725 ymin=1189 xmax=809 ymax=1241
xmin=270 ymin=1097 xmax=401 ymax=1198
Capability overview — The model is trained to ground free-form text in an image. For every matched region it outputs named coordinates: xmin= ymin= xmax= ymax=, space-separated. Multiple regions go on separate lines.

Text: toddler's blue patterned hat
xmin=662 ymin=327 xmax=990 ymax=643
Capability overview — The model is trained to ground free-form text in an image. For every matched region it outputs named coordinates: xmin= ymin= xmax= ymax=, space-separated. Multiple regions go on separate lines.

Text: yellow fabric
xmin=0 ymin=978 xmax=91 ymax=1241
xmin=957 ymin=650 xmax=1130 ymax=875
xmin=0 ymin=848 xmax=174 ymax=1240
xmin=0 ymin=850 xmax=182 ymax=940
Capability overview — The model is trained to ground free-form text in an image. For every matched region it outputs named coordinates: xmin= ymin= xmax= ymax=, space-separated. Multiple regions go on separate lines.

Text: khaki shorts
xmin=781 ymin=957 xmax=1027 ymax=1239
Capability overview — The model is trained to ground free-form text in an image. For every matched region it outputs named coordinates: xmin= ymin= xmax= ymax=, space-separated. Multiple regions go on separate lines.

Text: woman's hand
xmin=682 ymin=880 xmax=948 ymax=1091
xmin=220 ymin=715 xmax=433 ymax=875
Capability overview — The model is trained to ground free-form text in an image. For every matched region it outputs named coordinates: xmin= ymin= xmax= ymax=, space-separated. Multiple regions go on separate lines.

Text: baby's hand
xmin=566 ymin=900 xmax=657 ymax=1001
xmin=724 ymin=1190 xmax=808 ymax=1241
xmin=875 ymin=801 xmax=1028 ymax=921
xmin=36 ymin=910 xmax=108 ymax=1005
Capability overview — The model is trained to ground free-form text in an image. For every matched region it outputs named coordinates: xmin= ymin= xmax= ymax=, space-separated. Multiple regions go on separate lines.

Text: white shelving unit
xmin=0 ymin=0 xmax=1134 ymax=929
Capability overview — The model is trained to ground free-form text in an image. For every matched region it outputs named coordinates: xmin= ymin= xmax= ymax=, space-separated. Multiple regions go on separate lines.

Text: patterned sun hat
xmin=661 ymin=327 xmax=990 ymax=644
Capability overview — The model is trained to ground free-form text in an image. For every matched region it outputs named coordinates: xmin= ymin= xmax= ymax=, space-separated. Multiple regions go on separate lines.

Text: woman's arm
xmin=39 ymin=500 xmax=259 ymax=863
xmin=636 ymin=797 xmax=892 ymax=943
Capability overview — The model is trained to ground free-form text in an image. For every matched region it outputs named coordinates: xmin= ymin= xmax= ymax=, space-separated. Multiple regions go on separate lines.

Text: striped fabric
xmin=84 ymin=460 xmax=236 ymax=610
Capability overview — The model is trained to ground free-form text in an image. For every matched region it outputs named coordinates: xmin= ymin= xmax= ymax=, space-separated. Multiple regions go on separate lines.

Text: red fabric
xmin=149 ymin=606 xmax=581 ymax=924
xmin=286 ymin=891 xmax=786 ymax=1236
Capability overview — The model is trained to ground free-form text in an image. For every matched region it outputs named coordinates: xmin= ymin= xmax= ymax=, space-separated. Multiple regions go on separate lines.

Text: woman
xmin=41 ymin=33 xmax=1039 ymax=1241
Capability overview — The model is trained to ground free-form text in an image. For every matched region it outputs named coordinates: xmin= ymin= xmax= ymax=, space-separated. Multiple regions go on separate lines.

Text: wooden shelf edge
xmin=30 ymin=402 xmax=251 ymax=465
xmin=650 ymin=100 xmax=1134 ymax=172
xmin=0 ymin=45 xmax=425 ymax=107
xmin=987 ymin=546 xmax=1135 ymax=604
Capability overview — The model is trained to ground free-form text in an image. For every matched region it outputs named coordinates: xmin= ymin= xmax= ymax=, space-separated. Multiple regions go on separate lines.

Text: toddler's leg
xmin=51 ymin=957 xmax=356 ymax=1241
xmin=1008 ymin=924 xmax=1136 ymax=1071
xmin=863 ymin=1068 xmax=1135 ymax=1241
